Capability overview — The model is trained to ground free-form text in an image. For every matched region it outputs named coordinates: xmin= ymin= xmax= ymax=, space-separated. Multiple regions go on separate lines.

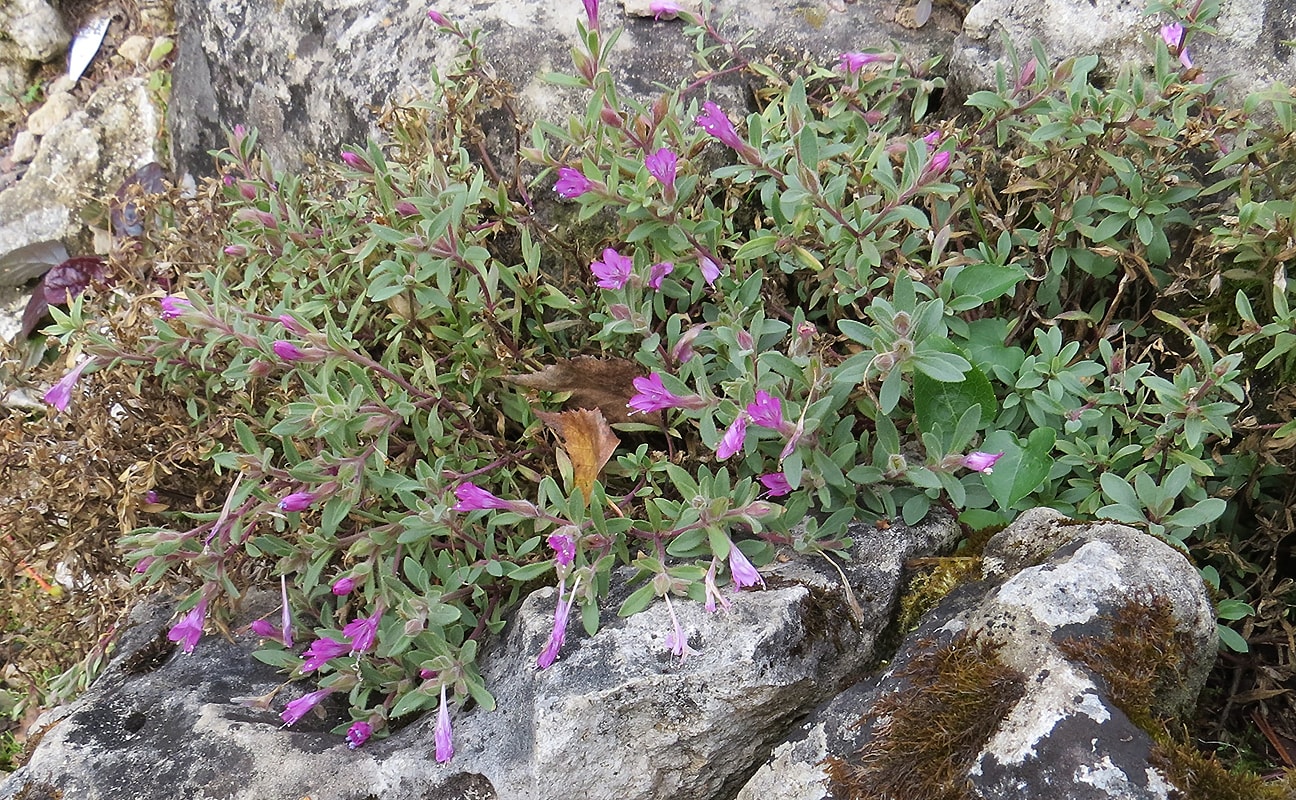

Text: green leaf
xmin=1216 ymin=599 xmax=1255 ymax=621
xmin=902 ymin=493 xmax=931 ymax=525
xmin=506 ymin=561 xmax=553 ymax=582
xmin=1216 ymin=624 xmax=1249 ymax=653
xmin=912 ymin=350 xmax=971 ymax=382
xmin=951 ymin=263 xmax=1027 ymax=304
xmin=618 ymin=582 xmax=658 ymax=617
xmin=1098 ymin=471 xmax=1139 ymax=509
xmin=982 ymin=428 xmax=1055 ymax=509
xmin=913 ymin=365 xmax=997 ymax=446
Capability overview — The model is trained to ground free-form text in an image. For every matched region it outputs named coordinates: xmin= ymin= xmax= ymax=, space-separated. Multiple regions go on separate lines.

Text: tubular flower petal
xmin=758 ymin=473 xmax=793 ymax=497
xmin=696 ymin=102 xmax=745 ymax=151
xmin=838 ymin=51 xmax=891 ymax=72
xmin=648 ymin=261 xmax=674 ymax=290
xmin=644 ymin=148 xmax=678 ymax=192
xmin=159 ymin=295 xmax=192 ymax=320
xmin=627 ymin=373 xmax=705 ymax=413
xmin=435 ymin=684 xmax=455 ymax=762
xmin=698 ymin=255 xmax=721 ymax=286
xmin=331 ymin=577 xmax=357 ymax=595
xmin=427 ymin=8 xmax=449 ymax=26
xmin=343 ymin=609 xmax=381 ymax=654
xmin=962 ymin=451 xmax=1004 ymax=473
xmin=346 ymin=721 xmax=373 ymax=749
xmin=301 ymin=636 xmax=349 ymax=672
xmin=746 ymin=391 xmax=784 ymax=430
xmin=582 ymin=0 xmax=598 ymax=27
xmin=278 ymin=491 xmax=317 ymax=512
xmin=281 ymin=688 xmax=332 ymax=726
xmin=272 ymin=340 xmax=308 ymax=362
xmin=728 ymin=543 xmax=765 ymax=591
xmin=43 ymin=358 xmax=95 ymax=413
xmin=554 ymin=166 xmax=596 ymax=198
xmin=715 ymin=414 xmax=748 ymax=460
xmin=548 ymin=532 xmax=576 ymax=566
xmin=452 ymin=482 xmax=510 ymax=512
xmin=663 ymin=594 xmax=700 ymax=661
xmin=704 ymin=560 xmax=733 ymax=613
xmin=650 ymin=0 xmax=681 ymax=19
xmin=167 ymin=598 xmax=209 ymax=654
xmin=591 ymin=248 xmax=633 ymax=290
xmin=537 ymin=576 xmax=580 ymax=669
xmin=250 ymin=619 xmax=280 ymax=638
xmin=280 ymin=573 xmax=294 ymax=648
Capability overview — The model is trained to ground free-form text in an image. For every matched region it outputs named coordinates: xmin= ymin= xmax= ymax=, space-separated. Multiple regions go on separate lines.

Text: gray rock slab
xmin=0 ymin=0 xmax=70 ymax=62
xmin=0 ymin=514 xmax=958 ymax=800
xmin=738 ymin=508 xmax=1218 ymax=800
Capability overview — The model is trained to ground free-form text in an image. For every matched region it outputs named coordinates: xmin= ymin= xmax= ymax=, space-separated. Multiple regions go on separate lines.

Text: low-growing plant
xmin=32 ymin=0 xmax=1295 ymax=757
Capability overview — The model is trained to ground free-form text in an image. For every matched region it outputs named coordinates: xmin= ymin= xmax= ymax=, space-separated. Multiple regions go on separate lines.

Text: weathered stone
xmin=9 ymin=130 xmax=37 ymax=164
xmin=0 ymin=77 xmax=159 ymax=274
xmin=951 ymin=0 xmax=1296 ymax=109
xmin=0 ymin=514 xmax=957 ymax=800
xmin=167 ymin=0 xmax=962 ymax=179
xmin=738 ymin=509 xmax=1217 ymax=800
xmin=117 ymin=35 xmax=153 ymax=66
xmin=0 ymin=0 xmax=70 ymax=62
xmin=24 ymin=91 xmax=77 ymax=137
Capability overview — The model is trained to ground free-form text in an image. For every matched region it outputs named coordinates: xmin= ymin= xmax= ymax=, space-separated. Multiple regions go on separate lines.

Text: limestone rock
xmin=951 ymin=0 xmax=1296 ymax=109
xmin=24 ymin=90 xmax=78 ymax=136
xmin=167 ymin=0 xmax=962 ymax=179
xmin=738 ymin=509 xmax=1218 ymax=800
xmin=0 ymin=0 xmax=70 ymax=62
xmin=0 ymin=515 xmax=958 ymax=800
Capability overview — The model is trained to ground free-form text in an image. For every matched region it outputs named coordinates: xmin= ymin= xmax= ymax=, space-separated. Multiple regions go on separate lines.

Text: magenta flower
xmin=272 ymin=340 xmax=308 ymax=362
xmin=537 ymin=576 xmax=580 ymax=669
xmin=759 ymin=473 xmax=793 ymax=497
xmin=278 ymin=314 xmax=308 ymax=335
xmin=925 ymin=149 xmax=952 ymax=176
xmin=1160 ymin=22 xmax=1193 ymax=68
xmin=554 ymin=166 xmax=596 ymax=198
xmin=715 ymin=414 xmax=748 ymax=460
xmin=650 ymin=0 xmax=681 ymax=19
xmin=301 ymin=636 xmax=349 ymax=672
xmin=549 ymin=532 xmax=576 ymax=566
xmin=582 ymin=0 xmax=598 ymax=28
xmin=628 ymin=373 xmax=705 ymax=413
xmin=648 ymin=261 xmax=674 ymax=290
xmin=696 ymin=102 xmax=746 ymax=151
xmin=340 ymin=151 xmax=372 ymax=172
xmin=346 ymin=721 xmax=373 ymax=749
xmin=343 ymin=609 xmax=381 ymax=654
xmin=43 ymin=358 xmax=94 ymax=413
xmin=331 ymin=576 xmax=357 ymax=596
xmin=452 ymin=482 xmax=510 ymax=512
xmin=591 ymin=248 xmax=633 ymax=290
xmin=224 ymin=244 xmax=248 ymax=258
xmin=250 ymin=619 xmax=280 ymax=638
xmin=435 ymin=684 xmax=455 ymax=762
xmin=645 ymin=148 xmax=677 ymax=192
xmin=278 ymin=491 xmax=317 ymax=512
xmin=704 ymin=560 xmax=732 ymax=613
xmin=663 ymin=594 xmax=700 ymax=661
xmin=838 ymin=52 xmax=890 ymax=72
xmin=427 ymin=8 xmax=449 ymax=26
xmin=698 ymin=255 xmax=721 ymax=286
xmin=922 ymin=130 xmax=941 ymax=149
xmin=962 ymin=451 xmax=1004 ymax=473
xmin=159 ymin=295 xmax=191 ymax=320
xmin=671 ymin=324 xmax=705 ymax=364
xmin=746 ymin=391 xmax=784 ymax=430
xmin=728 ymin=543 xmax=765 ymax=591
xmin=167 ymin=597 xmax=208 ymax=654
xmin=281 ymin=688 xmax=332 ymax=726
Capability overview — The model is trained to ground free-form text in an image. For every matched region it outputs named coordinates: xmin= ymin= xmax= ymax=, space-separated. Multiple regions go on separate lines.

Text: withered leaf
xmin=535 ymin=408 xmax=620 ymax=504
xmin=505 ymin=356 xmax=654 ymax=426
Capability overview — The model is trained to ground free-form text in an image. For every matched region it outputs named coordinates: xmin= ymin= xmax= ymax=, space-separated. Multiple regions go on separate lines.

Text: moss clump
xmin=825 ymin=629 xmax=1025 ymax=800
xmin=894 ymin=556 xmax=982 ymax=633
xmin=1151 ymin=741 xmax=1296 ymax=800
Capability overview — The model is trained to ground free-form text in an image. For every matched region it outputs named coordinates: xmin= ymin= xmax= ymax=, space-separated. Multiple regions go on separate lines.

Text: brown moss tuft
xmin=825 ymin=629 xmax=1025 ymax=800
xmin=1151 ymin=740 xmax=1296 ymax=800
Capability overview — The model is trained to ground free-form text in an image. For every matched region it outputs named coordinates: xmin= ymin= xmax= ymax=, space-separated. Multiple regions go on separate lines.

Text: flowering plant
xmin=34 ymin=0 xmax=1294 ymax=755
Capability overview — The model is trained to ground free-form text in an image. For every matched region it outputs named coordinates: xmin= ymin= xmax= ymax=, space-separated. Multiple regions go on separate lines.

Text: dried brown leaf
xmin=535 ymin=408 xmax=620 ymax=503
xmin=505 ymin=356 xmax=650 ymax=425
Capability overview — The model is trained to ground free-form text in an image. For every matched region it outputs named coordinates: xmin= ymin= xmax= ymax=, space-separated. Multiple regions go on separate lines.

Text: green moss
xmin=894 ymin=557 xmax=982 ymax=633
xmin=825 ymin=629 xmax=1025 ymax=800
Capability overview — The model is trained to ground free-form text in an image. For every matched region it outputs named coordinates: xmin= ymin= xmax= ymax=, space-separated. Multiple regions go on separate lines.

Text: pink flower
xmin=704 ymin=560 xmax=732 ymax=613
xmin=1160 ymin=22 xmax=1193 ymax=68
xmin=395 ymin=200 xmax=419 ymax=216
xmin=43 ymin=358 xmax=94 ymax=413
xmin=628 ymin=373 xmax=705 ymax=413
xmin=671 ymin=324 xmax=705 ymax=364
xmin=340 ymin=151 xmax=372 ymax=172
xmin=696 ymin=102 xmax=747 ymax=152
xmin=922 ymin=130 xmax=941 ymax=150
xmin=167 ymin=597 xmax=208 ymax=653
xmin=278 ymin=314 xmax=308 ymax=335
xmin=838 ymin=52 xmax=890 ymax=72
xmin=728 ymin=543 xmax=765 ymax=590
xmin=278 ymin=491 xmax=317 ymax=512
xmin=758 ymin=473 xmax=793 ymax=497
xmin=281 ymin=688 xmax=332 ymax=726
xmin=925 ymin=150 xmax=951 ymax=176
xmin=343 ymin=609 xmax=381 ymax=654
xmin=435 ymin=684 xmax=455 ymax=762
xmin=452 ymin=482 xmax=510 ymax=511
xmin=582 ymin=0 xmax=598 ymax=28
xmin=224 ymin=245 xmax=248 ymax=258
xmin=648 ymin=261 xmax=674 ymax=290
xmin=663 ymin=594 xmax=700 ymax=661
xmin=280 ymin=574 xmax=294 ymax=648
xmin=715 ymin=414 xmax=748 ymax=459
xmin=591 ymin=248 xmax=633 ymax=290
xmin=301 ymin=636 xmax=349 ymax=672
xmin=554 ymin=166 xmax=596 ymax=198
xmin=645 ymin=148 xmax=677 ymax=192
xmin=549 ymin=532 xmax=576 ymax=566
xmin=650 ymin=0 xmax=681 ymax=19
xmin=250 ymin=619 xmax=280 ymax=639
xmin=331 ymin=577 xmax=357 ymax=595
xmin=159 ymin=295 xmax=191 ymax=320
xmin=346 ymin=721 xmax=373 ymax=749
xmin=427 ymin=8 xmax=449 ymax=26
xmin=962 ymin=451 xmax=1003 ymax=473
xmin=698 ymin=255 xmax=721 ymax=286
xmin=272 ymin=340 xmax=308 ymax=362
xmin=537 ymin=577 xmax=580 ymax=669
xmin=746 ymin=391 xmax=784 ymax=430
